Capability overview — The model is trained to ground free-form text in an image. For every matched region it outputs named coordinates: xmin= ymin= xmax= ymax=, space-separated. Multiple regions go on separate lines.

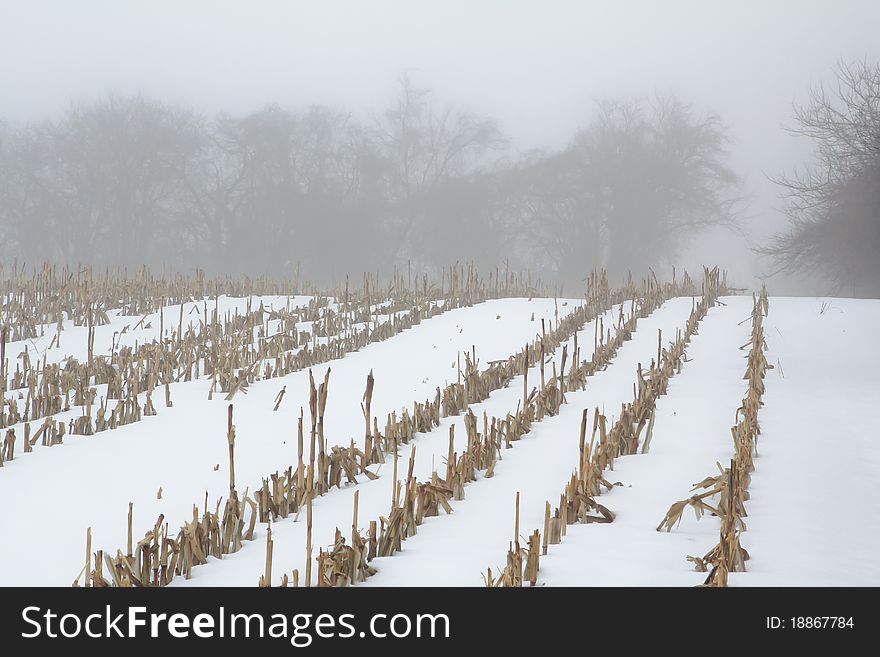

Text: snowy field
xmin=0 ymin=293 xmax=877 ymax=586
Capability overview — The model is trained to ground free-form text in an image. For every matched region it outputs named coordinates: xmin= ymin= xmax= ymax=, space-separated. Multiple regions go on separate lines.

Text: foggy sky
xmin=2 ymin=0 xmax=879 ymax=290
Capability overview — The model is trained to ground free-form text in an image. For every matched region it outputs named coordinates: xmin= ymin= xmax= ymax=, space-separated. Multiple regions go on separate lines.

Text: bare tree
xmin=501 ymin=96 xmax=739 ymax=286
xmin=764 ymin=60 xmax=880 ymax=296
xmin=375 ymin=72 xmax=505 ymax=267
xmin=0 ymin=97 xmax=203 ymax=266
xmin=189 ymin=105 xmax=381 ymax=278
xmin=0 ymin=83 xmax=743 ymax=287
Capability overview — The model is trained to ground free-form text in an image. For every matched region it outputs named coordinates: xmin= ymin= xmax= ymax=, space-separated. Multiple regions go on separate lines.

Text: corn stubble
xmin=489 ymin=267 xmax=726 ymax=586
xmin=2 ymin=264 xmax=763 ymax=588
xmin=655 ymin=288 xmax=770 ymax=586
xmin=326 ymin=271 xmax=710 ymax=588
xmin=58 ymin=264 xmax=555 ymax=587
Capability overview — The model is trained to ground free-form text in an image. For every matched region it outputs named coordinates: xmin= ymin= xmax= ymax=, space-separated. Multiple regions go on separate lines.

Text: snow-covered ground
xmin=0 ymin=297 xmax=574 ymax=586
xmin=738 ymin=298 xmax=880 ymax=586
xmin=538 ymin=296 xmax=756 ymax=586
xmin=2 ymin=295 xmax=315 ymax=372
xmin=0 ymin=295 xmax=877 ymax=586
xmin=359 ymin=296 xmax=696 ymax=587
xmin=503 ymin=296 xmax=880 ymax=587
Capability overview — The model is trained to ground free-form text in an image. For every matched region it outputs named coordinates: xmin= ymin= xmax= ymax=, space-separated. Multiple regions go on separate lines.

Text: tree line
xmin=1 ymin=65 xmax=876 ymax=295
xmin=0 ymin=74 xmax=739 ymax=288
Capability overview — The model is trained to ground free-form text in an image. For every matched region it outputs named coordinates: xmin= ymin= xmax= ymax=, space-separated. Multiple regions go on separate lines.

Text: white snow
xmin=737 ymin=298 xmax=880 ymax=586
xmin=509 ymin=296 xmax=880 ymax=587
xmin=2 ymin=295 xmax=315 ymax=374
xmin=538 ymin=296 xmax=756 ymax=586
xmin=358 ymin=296 xmax=697 ymax=587
xmin=0 ymin=297 xmax=575 ymax=586
xmin=1 ymin=295 xmax=878 ymax=587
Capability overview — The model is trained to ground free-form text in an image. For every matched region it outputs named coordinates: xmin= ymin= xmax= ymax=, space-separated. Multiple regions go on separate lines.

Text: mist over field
xmin=0 ymin=2 xmax=878 ymax=609
xmin=0 ymin=1 xmax=878 ymax=294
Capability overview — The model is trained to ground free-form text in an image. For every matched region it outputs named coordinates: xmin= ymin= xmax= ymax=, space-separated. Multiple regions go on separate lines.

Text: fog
xmin=1 ymin=1 xmax=879 ymax=294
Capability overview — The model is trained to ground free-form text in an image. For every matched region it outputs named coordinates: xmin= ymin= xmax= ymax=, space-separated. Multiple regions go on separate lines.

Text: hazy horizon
xmin=2 ymin=1 xmax=879 ymax=294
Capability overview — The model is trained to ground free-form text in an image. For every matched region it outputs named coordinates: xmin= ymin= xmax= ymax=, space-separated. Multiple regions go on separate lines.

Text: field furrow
xmin=537 ymin=296 xmax=755 ymax=585
xmin=0 ymin=297 xmax=572 ymax=585
xmin=357 ymin=296 xmax=696 ymax=586
xmin=738 ymin=298 xmax=880 ymax=585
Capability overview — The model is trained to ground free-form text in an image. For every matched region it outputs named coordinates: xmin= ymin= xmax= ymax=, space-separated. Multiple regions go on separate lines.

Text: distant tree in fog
xmin=0 ymin=79 xmax=741 ymax=286
xmin=182 ymin=105 xmax=374 ymax=277
xmin=499 ymin=97 xmax=740 ymax=286
xmin=764 ymin=61 xmax=880 ymax=296
xmin=0 ymin=97 xmax=202 ymax=266
xmin=374 ymin=72 xmax=506 ymax=267
xmin=0 ymin=121 xmax=11 ymax=255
